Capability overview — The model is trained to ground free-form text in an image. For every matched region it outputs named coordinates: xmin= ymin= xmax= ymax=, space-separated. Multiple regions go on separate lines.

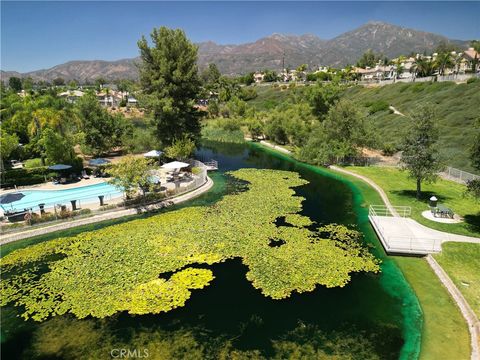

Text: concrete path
xmin=389 ymin=105 xmax=405 ymax=116
xmin=0 ymin=177 xmax=214 ymax=245
xmin=259 ymin=140 xmax=292 ymax=155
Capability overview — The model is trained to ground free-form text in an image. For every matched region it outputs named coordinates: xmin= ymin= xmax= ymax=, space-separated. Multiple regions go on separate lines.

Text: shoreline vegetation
xmin=251 ymin=141 xmax=472 ymax=360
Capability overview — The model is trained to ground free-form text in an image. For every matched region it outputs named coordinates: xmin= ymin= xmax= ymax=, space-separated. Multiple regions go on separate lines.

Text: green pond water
xmin=1 ymin=141 xmax=422 ymax=359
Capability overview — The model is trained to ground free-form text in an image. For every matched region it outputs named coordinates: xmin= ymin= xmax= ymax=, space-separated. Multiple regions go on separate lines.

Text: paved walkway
xmin=0 ymin=177 xmax=214 ymax=245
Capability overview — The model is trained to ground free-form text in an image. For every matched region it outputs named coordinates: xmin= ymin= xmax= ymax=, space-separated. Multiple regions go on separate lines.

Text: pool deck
xmin=0 ymin=176 xmax=214 ymax=245
xmin=0 ymin=177 xmax=108 ymax=194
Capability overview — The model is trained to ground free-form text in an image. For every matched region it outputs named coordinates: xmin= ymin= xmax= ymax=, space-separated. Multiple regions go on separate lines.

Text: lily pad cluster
xmin=1 ymin=169 xmax=380 ymax=321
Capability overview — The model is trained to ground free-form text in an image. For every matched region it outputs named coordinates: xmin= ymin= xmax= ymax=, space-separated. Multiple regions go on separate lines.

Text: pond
xmin=1 ymin=141 xmax=422 ymax=359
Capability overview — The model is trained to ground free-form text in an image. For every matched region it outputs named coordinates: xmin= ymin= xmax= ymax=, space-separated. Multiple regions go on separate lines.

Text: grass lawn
xmin=330 ymin=169 xmax=472 ymax=360
xmin=394 ymin=256 xmax=471 ymax=360
xmin=347 ymin=166 xmax=480 ymax=238
xmin=434 ymin=242 xmax=480 ymax=318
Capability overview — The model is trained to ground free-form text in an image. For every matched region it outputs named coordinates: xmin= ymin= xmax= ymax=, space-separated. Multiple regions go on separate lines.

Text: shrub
xmin=467 ymin=77 xmax=478 ymax=84
xmin=24 ymin=158 xmax=43 ymax=168
xmin=368 ymin=100 xmax=389 ymax=114
xmin=381 ymin=143 xmax=397 ymax=156
xmin=2 ymin=167 xmax=57 ymax=188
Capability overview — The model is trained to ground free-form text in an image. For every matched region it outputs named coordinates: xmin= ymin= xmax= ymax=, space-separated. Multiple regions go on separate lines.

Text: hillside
xmin=245 ymin=80 xmax=480 ymax=173
xmin=1 ymin=21 xmax=469 ymax=82
xmin=342 ymin=81 xmax=480 ymax=173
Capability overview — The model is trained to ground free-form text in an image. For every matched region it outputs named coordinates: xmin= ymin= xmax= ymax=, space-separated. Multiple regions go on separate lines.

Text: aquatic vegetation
xmin=27 ymin=316 xmax=394 ymax=360
xmin=1 ymin=169 xmax=380 ymax=321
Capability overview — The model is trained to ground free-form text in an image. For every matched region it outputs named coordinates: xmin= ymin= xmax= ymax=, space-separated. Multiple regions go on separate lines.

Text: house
xmin=253 ymin=72 xmax=265 ymax=83
xmin=461 ymin=47 xmax=479 ymax=73
xmin=314 ymin=66 xmax=330 ymax=74
xmin=355 ymin=65 xmax=394 ymax=81
xmin=58 ymin=90 xmax=85 ymax=103
xmin=279 ymin=69 xmax=305 ymax=82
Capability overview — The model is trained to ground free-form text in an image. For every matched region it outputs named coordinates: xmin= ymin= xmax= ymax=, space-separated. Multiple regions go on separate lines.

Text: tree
xmin=247 ymin=119 xmax=263 ymax=140
xmin=241 ymin=72 xmax=255 ymax=86
xmin=435 ymin=52 xmax=454 ymax=76
xmin=263 ymin=70 xmax=278 ymax=82
xmin=39 ymin=128 xmax=75 ymax=164
xmin=465 ymin=179 xmax=480 ymax=200
xmin=107 ymin=156 xmax=153 ymax=198
xmin=138 ymin=26 xmax=201 ymax=146
xmin=53 ymin=77 xmax=65 ymax=86
xmin=8 ymin=77 xmax=22 ymax=92
xmin=201 ymin=63 xmax=221 ymax=85
xmin=76 ymin=93 xmax=128 ymax=155
xmin=356 ymin=50 xmax=381 ymax=68
xmin=22 ymin=77 xmax=34 ymax=92
xmin=299 ymin=100 xmax=371 ymax=165
xmin=95 ymin=77 xmax=107 ymax=89
xmin=307 ymin=82 xmax=342 ymax=119
xmin=164 ymin=137 xmax=196 ymax=160
xmin=415 ymin=58 xmax=436 ymax=77
xmin=0 ymin=132 xmax=19 ymax=163
xmin=400 ymin=105 xmax=443 ymax=199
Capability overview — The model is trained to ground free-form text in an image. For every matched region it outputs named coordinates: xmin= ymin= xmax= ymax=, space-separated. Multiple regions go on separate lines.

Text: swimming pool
xmin=1 ymin=182 xmax=124 ymax=212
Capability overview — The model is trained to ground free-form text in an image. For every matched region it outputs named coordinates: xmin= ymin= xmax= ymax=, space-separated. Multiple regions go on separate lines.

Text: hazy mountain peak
xmin=2 ymin=21 xmax=469 ymax=80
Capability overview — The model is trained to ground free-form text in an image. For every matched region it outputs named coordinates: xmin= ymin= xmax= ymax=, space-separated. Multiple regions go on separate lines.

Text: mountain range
xmin=1 ymin=21 xmax=470 ymax=83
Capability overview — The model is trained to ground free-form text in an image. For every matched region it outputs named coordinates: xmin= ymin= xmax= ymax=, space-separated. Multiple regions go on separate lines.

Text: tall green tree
xmin=76 ymin=93 xmax=128 ymax=155
xmin=400 ymin=105 xmax=443 ymax=199
xmin=299 ymin=100 xmax=371 ymax=165
xmin=53 ymin=77 xmax=65 ymax=86
xmin=0 ymin=132 xmax=19 ymax=164
xmin=138 ymin=26 xmax=201 ymax=146
xmin=8 ymin=77 xmax=22 ymax=92
xmin=356 ymin=50 xmax=382 ymax=68
xmin=39 ymin=128 xmax=75 ymax=164
xmin=201 ymin=63 xmax=221 ymax=85
xmin=307 ymin=82 xmax=342 ymax=119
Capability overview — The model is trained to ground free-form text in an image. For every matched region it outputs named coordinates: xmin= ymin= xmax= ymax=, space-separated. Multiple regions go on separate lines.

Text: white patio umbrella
xmin=161 ymin=161 xmax=189 ymax=170
xmin=143 ymin=150 xmax=163 ymax=158
xmin=144 ymin=150 xmax=163 ymax=164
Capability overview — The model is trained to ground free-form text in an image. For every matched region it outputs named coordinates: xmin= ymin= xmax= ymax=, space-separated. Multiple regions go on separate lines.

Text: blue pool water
xmin=2 ymin=182 xmax=123 ymax=212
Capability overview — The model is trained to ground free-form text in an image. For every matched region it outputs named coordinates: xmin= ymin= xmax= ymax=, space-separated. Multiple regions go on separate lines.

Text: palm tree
xmin=435 ymin=52 xmax=454 ymax=76
xmin=415 ymin=57 xmax=436 ymax=78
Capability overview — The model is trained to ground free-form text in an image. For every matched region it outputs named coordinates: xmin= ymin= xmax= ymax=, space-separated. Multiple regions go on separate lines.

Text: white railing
xmin=204 ymin=160 xmax=218 ymax=170
xmin=369 ymin=204 xmax=439 ymax=253
xmin=369 ymin=205 xmax=411 ymax=218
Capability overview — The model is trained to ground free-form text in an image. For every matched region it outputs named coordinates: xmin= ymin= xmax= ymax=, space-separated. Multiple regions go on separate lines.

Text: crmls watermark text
xmin=111 ymin=349 xmax=149 ymax=358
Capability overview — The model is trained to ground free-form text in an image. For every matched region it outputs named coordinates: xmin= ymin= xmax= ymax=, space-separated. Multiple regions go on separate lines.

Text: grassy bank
xmin=347 ymin=166 xmax=480 ymax=238
xmin=256 ymin=142 xmax=471 ymax=359
xmin=434 ymin=242 xmax=480 ymax=318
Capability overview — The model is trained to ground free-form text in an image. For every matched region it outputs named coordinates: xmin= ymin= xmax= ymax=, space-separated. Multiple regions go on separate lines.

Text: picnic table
xmin=433 ymin=204 xmax=454 ymax=219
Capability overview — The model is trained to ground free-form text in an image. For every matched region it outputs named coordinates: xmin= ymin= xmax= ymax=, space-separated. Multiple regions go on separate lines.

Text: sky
xmin=1 ymin=1 xmax=479 ymax=72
